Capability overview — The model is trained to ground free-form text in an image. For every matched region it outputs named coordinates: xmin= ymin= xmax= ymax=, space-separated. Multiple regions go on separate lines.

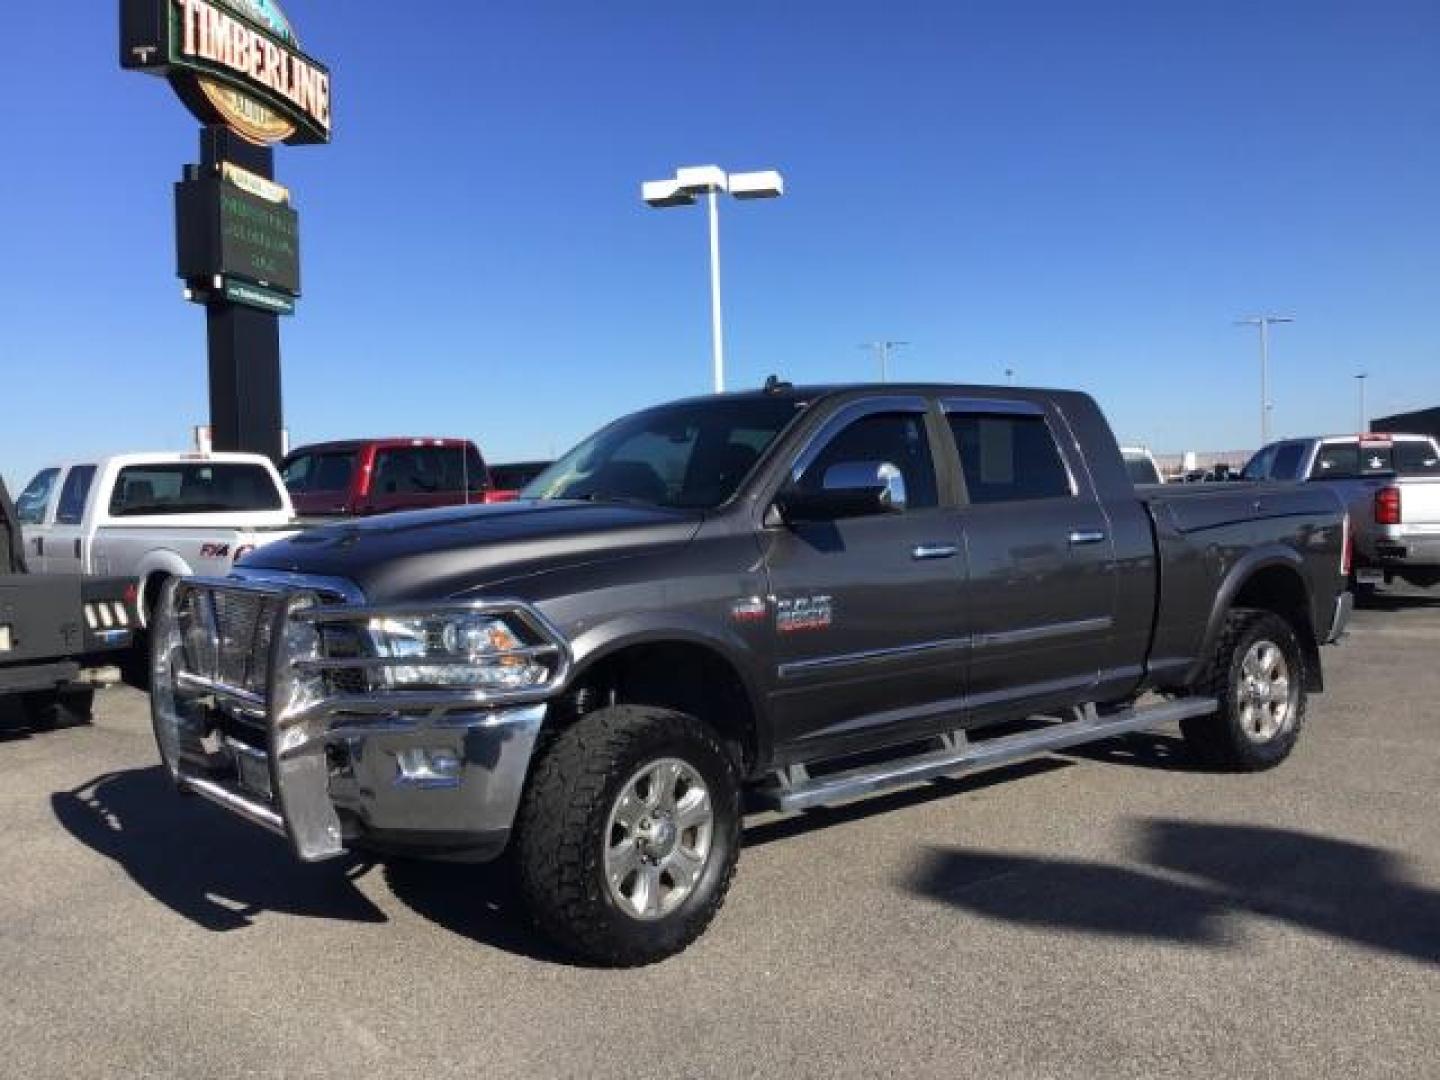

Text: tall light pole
xmin=642 ymin=165 xmax=785 ymax=394
xmin=860 ymin=340 xmax=909 ymax=382
xmin=1355 ymin=372 xmax=1368 ymax=432
xmin=1235 ymin=314 xmax=1294 ymax=445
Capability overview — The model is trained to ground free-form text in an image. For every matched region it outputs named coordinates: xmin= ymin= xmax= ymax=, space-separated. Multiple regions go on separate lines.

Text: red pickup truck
xmin=281 ymin=438 xmax=490 ymax=518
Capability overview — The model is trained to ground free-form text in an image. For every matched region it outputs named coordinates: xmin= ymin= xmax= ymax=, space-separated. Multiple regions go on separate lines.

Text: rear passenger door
xmin=943 ymin=400 xmax=1118 ymax=721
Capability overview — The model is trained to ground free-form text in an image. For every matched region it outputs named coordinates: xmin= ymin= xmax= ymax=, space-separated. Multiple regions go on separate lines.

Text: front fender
xmin=563 ymin=612 xmax=772 ymax=763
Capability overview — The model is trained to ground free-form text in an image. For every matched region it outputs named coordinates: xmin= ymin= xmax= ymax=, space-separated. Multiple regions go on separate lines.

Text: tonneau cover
xmin=1144 ymin=482 xmax=1345 ymax=535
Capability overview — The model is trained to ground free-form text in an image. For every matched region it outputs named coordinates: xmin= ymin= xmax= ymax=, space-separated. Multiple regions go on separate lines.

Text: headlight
xmin=369 ymin=612 xmax=552 ymax=690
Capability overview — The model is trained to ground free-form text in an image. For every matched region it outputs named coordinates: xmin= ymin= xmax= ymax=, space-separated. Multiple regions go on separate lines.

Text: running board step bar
xmin=752 ymin=697 xmax=1218 ymax=814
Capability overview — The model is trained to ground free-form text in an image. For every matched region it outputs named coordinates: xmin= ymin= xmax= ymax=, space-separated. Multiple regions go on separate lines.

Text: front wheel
xmin=1181 ymin=609 xmax=1307 ymax=771
xmin=513 ymin=705 xmax=741 ymax=966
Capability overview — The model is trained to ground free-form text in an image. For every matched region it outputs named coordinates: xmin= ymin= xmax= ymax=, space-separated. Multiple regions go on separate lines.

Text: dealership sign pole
xmin=120 ymin=0 xmax=332 ymax=462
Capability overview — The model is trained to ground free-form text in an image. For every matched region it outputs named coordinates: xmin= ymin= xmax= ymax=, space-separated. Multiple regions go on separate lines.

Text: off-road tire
xmin=20 ymin=686 xmax=96 ymax=730
xmin=513 ymin=705 xmax=741 ymax=966
xmin=1181 ymin=608 xmax=1306 ymax=771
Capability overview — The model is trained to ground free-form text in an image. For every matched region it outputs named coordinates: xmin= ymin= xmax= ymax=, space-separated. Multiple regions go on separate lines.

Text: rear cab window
xmin=15 ymin=468 xmax=60 ymax=525
xmin=1308 ymin=437 xmax=1440 ymax=479
xmin=371 ymin=445 xmax=486 ymax=496
xmin=108 ymin=463 xmax=283 ymax=516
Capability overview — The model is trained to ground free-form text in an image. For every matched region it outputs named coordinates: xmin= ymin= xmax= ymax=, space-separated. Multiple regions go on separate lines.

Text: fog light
xmin=396 ymin=747 xmax=463 ymax=786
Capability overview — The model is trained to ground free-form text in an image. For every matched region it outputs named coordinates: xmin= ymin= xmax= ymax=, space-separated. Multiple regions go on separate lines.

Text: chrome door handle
xmin=912 ymin=543 xmax=959 ymax=560
xmin=1067 ymin=529 xmax=1107 ymax=545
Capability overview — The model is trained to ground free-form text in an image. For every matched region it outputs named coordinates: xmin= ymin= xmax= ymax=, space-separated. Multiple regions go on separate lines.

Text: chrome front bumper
xmin=150 ymin=577 xmax=561 ymax=863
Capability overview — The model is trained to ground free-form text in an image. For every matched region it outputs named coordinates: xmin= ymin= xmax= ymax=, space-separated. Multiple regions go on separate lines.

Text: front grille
xmin=175 ymin=585 xmax=284 ymax=698
xmin=318 ymin=622 xmax=372 ymax=696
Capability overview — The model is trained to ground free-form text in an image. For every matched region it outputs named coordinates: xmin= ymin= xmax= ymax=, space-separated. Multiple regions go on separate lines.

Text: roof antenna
xmin=763 ymin=374 xmax=792 ymax=394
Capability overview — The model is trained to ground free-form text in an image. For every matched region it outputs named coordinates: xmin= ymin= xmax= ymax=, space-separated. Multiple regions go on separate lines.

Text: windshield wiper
xmin=579 ymin=492 xmax=659 ymax=508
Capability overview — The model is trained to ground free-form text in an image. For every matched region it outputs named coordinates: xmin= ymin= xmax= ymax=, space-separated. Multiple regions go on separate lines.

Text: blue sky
xmin=2 ymin=0 xmax=1437 ymax=490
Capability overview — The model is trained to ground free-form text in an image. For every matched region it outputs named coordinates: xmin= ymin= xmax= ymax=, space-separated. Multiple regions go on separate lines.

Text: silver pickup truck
xmin=1243 ymin=433 xmax=1440 ymax=590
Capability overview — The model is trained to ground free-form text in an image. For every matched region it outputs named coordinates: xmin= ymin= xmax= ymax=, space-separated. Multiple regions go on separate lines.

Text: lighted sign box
xmin=122 ymin=0 xmax=332 ymax=146
xmin=176 ymin=177 xmax=301 ymax=295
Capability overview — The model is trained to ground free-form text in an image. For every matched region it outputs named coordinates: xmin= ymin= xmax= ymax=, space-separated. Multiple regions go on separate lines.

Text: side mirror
xmin=777 ymin=461 xmax=908 ymax=522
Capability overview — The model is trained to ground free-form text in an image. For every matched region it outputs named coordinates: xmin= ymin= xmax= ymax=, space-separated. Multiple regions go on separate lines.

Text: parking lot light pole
xmin=642 ymin=166 xmax=785 ymax=394
xmin=860 ymin=340 xmax=909 ymax=382
xmin=1236 ymin=314 xmax=1294 ymax=445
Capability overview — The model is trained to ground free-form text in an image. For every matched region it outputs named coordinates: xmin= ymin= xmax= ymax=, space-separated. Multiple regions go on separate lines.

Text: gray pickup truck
xmin=151 ymin=383 xmax=1351 ymax=964
xmin=1243 ymin=432 xmax=1440 ymax=591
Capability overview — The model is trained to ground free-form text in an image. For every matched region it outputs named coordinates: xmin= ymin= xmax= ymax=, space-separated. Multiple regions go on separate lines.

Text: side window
xmin=1270 ymin=443 xmax=1305 ymax=481
xmin=798 ymin=412 xmax=938 ymax=510
xmin=15 ymin=468 xmax=60 ymax=525
xmin=55 ymin=465 xmax=97 ymax=525
xmin=948 ymin=414 xmax=1072 ymax=504
xmin=281 ymin=453 xmax=315 ymax=490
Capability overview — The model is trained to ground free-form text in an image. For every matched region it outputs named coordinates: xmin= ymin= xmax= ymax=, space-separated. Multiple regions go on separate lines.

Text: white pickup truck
xmin=1242 ymin=433 xmax=1440 ymax=590
xmin=15 ymin=453 xmax=300 ymax=621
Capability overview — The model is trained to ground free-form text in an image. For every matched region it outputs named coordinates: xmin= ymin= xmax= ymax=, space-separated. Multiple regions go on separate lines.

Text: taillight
xmin=1375 ymin=486 xmax=1402 ymax=526
xmin=1340 ymin=513 xmax=1353 ymax=577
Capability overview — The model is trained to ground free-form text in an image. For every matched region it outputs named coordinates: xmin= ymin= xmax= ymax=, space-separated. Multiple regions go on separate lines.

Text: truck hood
xmin=239 ymin=499 xmax=704 ymax=600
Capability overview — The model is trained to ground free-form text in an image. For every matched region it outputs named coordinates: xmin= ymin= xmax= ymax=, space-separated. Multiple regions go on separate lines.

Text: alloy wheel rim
xmin=1236 ymin=639 xmax=1295 ymax=742
xmin=603 ymin=757 xmax=714 ymax=920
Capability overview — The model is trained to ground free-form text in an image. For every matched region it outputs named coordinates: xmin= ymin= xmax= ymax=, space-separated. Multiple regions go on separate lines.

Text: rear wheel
xmin=1181 ymin=609 xmax=1306 ymax=771
xmin=513 ymin=705 xmax=741 ymax=966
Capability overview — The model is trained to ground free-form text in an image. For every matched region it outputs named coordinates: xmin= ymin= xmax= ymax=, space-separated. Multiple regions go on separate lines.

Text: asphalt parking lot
xmin=2 ymin=592 xmax=1437 ymax=1080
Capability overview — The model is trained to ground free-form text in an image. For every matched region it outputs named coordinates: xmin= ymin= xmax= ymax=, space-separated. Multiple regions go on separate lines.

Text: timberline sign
xmin=121 ymin=0 xmax=332 ymax=145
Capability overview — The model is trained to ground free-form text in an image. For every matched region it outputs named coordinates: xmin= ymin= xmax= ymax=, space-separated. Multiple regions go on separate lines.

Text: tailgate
xmin=1395 ymin=478 xmax=1440 ymax=532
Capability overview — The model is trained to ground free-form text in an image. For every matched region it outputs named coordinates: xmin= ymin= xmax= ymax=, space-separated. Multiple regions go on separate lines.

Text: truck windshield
xmin=109 ymin=464 xmax=284 ymax=516
xmin=524 ymin=397 xmax=807 ymax=510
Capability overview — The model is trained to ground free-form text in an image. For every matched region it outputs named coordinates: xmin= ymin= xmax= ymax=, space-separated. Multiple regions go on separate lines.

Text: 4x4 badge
xmin=776 ymin=595 xmax=833 ymax=633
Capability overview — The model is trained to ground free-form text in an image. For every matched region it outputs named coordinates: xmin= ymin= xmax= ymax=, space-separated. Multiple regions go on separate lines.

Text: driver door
xmin=760 ymin=398 xmax=967 ymax=762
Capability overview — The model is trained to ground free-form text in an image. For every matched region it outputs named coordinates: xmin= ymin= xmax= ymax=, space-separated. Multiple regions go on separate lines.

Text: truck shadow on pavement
xmin=1061 ymin=732 xmax=1200 ymax=772
xmin=906 ymin=818 xmax=1440 ymax=966
xmin=51 ymin=766 xmax=386 ymax=932
xmin=1355 ymin=589 xmax=1440 ymax=612
xmin=381 ymin=860 xmax=580 ymax=965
